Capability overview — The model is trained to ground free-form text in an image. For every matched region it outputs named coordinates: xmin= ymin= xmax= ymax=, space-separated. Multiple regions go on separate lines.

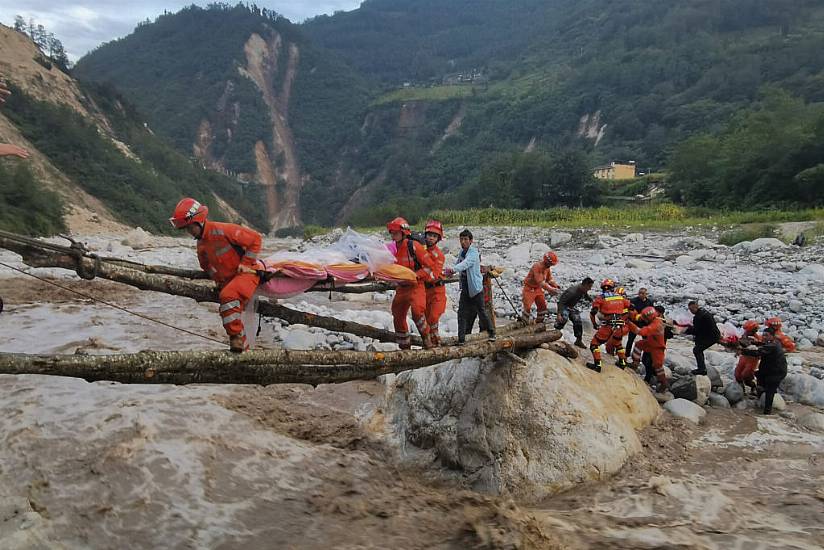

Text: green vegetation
xmin=2 ymin=84 xmax=267 ymax=233
xmin=373 ymin=86 xmax=476 ymax=105
xmin=75 ymin=0 xmax=824 ymax=226
xmin=0 ymin=162 xmax=66 ymax=236
xmin=429 ymin=205 xmax=824 ymax=229
xmin=669 ymin=90 xmax=824 ymax=208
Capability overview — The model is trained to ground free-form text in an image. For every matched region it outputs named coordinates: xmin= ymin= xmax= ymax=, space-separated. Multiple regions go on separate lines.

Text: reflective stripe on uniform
xmin=222 ymin=312 xmax=241 ymax=325
xmin=243 ymin=251 xmax=258 ymax=260
xmin=215 ymin=245 xmax=233 ymax=256
xmin=219 ymin=300 xmax=241 ymax=313
xmin=210 ymin=229 xmax=224 ymax=236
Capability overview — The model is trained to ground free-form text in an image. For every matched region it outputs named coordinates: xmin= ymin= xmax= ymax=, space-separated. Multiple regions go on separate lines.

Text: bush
xmin=0 ymin=162 xmax=66 ymax=236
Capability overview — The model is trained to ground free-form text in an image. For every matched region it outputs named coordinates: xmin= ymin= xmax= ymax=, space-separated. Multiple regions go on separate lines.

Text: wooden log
xmin=1 ymin=234 xmax=534 ymax=346
xmin=0 ymin=330 xmax=561 ymax=386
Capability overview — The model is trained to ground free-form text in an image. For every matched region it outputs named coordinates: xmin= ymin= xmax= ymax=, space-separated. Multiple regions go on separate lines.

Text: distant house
xmin=593 ymin=161 xmax=636 ymax=180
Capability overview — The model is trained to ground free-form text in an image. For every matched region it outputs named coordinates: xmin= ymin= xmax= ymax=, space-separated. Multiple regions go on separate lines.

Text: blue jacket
xmin=454 ymin=244 xmax=483 ymax=297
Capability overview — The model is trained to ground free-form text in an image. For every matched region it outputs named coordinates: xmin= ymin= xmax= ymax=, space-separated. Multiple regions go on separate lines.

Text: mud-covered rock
xmin=386 ymin=350 xmax=660 ymax=502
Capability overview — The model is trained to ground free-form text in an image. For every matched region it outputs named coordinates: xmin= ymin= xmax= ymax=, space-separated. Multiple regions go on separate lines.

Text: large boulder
xmin=781 ymin=373 xmax=824 ymax=408
xmin=386 ymin=350 xmax=660 ymax=502
xmin=724 ymin=382 xmax=744 ymax=405
xmin=507 ymin=242 xmax=532 ymax=266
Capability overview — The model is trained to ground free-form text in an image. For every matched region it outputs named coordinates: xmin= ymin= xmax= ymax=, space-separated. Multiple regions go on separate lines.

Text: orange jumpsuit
xmin=197 ymin=221 xmax=262 ymax=349
xmin=735 ymin=332 xmax=762 ymax=385
xmin=590 ymin=292 xmax=631 ymax=365
xmin=522 ymin=262 xmax=558 ymax=322
xmin=424 ymin=243 xmax=447 ymax=345
xmin=628 ymin=317 xmax=668 ymax=387
xmin=392 ymin=237 xmax=435 ymax=348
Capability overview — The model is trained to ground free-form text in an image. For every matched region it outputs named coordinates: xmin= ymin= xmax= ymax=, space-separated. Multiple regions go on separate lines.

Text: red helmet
xmin=543 ymin=251 xmax=558 ymax=266
xmin=170 ymin=197 xmax=208 ymax=229
xmin=386 ymin=216 xmax=411 ymax=235
xmin=424 ymin=219 xmax=444 ymax=239
xmin=641 ymin=306 xmax=657 ymax=321
xmin=742 ymin=320 xmax=760 ymax=333
xmin=766 ymin=317 xmax=782 ymax=330
xmin=601 ymin=278 xmax=615 ymax=290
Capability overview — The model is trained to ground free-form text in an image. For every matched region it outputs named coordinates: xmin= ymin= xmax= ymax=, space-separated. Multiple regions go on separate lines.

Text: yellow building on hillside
xmin=593 ymin=161 xmax=636 ymax=180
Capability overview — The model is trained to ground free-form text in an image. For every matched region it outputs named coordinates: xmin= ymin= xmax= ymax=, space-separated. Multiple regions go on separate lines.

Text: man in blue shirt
xmin=445 ymin=229 xmax=495 ymax=344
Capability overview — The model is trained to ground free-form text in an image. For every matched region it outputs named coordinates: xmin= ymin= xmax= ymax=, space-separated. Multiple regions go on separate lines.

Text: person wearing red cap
xmin=521 ymin=251 xmax=560 ymax=324
xmin=387 ymin=217 xmax=435 ymax=349
xmin=423 ymin=220 xmax=447 ymax=346
xmin=169 ymin=198 xmax=261 ymax=352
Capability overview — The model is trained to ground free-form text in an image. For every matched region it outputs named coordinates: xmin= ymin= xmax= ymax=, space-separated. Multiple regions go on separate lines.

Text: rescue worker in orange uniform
xmin=387 ymin=217 xmax=435 ymax=349
xmin=521 ymin=251 xmax=560 ymax=323
xmin=765 ymin=317 xmax=796 ymax=353
xmin=423 ymin=220 xmax=447 ymax=346
xmin=734 ymin=319 xmax=762 ymax=394
xmin=627 ymin=306 xmax=671 ymax=396
xmin=170 ymin=198 xmax=262 ymax=353
xmin=587 ymin=278 xmax=631 ymax=372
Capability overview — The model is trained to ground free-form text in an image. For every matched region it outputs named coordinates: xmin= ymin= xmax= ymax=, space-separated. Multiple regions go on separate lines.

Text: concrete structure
xmin=594 ymin=161 xmax=636 ymax=180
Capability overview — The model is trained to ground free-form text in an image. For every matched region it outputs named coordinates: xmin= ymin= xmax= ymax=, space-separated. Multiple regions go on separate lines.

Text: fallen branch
xmin=0 ymin=330 xmax=561 ymax=386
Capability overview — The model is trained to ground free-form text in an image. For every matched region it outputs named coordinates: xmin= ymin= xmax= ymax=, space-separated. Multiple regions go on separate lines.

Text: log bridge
xmin=0 ymin=230 xmax=574 ymax=385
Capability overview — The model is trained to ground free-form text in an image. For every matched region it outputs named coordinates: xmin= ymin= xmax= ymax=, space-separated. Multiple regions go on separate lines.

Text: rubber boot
xmin=616 ymin=358 xmax=628 ymax=370
xmin=421 ymin=333 xmax=435 ymax=350
xmin=487 ymin=330 xmax=496 ymax=342
xmin=585 ymin=361 xmax=602 ymax=373
xmin=430 ymin=330 xmax=441 ymax=347
xmin=574 ymin=338 xmax=586 ymax=349
xmin=397 ymin=334 xmax=412 ymax=350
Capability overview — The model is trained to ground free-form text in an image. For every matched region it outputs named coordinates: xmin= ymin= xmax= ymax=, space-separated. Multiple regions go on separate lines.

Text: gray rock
xmin=724 ymin=382 xmax=744 ymax=405
xmin=695 ymin=375 xmax=711 ymax=405
xmin=748 ymin=238 xmax=787 ymax=251
xmin=802 ymin=329 xmax=819 ymax=341
xmin=282 ymin=329 xmax=320 ymax=350
xmin=550 ymin=232 xmax=572 ymax=247
xmin=670 ymin=376 xmax=698 ymax=401
xmin=708 ymin=393 xmax=731 ymax=408
xmin=797 ymin=412 xmax=824 ymax=433
xmin=798 ymin=338 xmax=814 ymax=351
xmin=663 ymin=399 xmax=707 ymax=424
xmin=798 ymin=263 xmax=824 ymax=282
xmin=816 ymin=335 xmax=824 ymax=348
xmin=789 ymin=300 xmax=804 ymax=313
xmin=706 ymin=366 xmax=724 ymax=391
xmin=626 ymin=259 xmax=654 ymax=270
xmin=587 ymin=254 xmax=606 ymax=266
xmin=675 ymin=255 xmax=696 ymax=266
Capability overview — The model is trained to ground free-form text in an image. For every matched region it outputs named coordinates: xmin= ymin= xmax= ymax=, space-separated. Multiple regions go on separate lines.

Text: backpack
xmin=406 ymin=232 xmax=427 ymax=271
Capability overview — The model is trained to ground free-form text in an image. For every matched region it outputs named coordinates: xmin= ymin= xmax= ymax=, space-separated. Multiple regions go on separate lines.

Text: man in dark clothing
xmin=686 ymin=301 xmax=721 ymax=375
xmin=554 ymin=277 xmax=594 ymax=348
xmin=742 ymin=327 xmax=787 ymax=414
xmin=626 ymin=288 xmax=654 ymax=354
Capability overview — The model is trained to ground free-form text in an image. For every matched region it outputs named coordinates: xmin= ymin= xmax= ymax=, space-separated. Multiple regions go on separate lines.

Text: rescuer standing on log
xmin=521 ymin=251 xmax=560 ymax=324
xmin=170 ymin=198 xmax=262 ymax=353
xmin=424 ymin=220 xmax=447 ymax=346
xmin=387 ymin=217 xmax=435 ymax=350
xmin=587 ymin=278 xmax=631 ymax=372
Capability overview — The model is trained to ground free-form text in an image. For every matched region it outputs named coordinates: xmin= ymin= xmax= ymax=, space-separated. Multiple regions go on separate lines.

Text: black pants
xmin=642 ymin=352 xmax=654 ymax=384
xmin=626 ymin=331 xmax=638 ymax=356
xmin=760 ymin=379 xmax=784 ymax=414
xmin=458 ymin=288 xmax=493 ymax=342
xmin=693 ymin=342 xmax=713 ymax=374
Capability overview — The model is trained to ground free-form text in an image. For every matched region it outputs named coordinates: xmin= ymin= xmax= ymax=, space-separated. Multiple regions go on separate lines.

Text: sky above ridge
xmin=1 ymin=1 xmax=361 ymax=61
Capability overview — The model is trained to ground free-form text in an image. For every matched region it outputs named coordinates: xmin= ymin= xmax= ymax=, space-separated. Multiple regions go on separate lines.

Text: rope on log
xmin=0 ymin=330 xmax=562 ymax=386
